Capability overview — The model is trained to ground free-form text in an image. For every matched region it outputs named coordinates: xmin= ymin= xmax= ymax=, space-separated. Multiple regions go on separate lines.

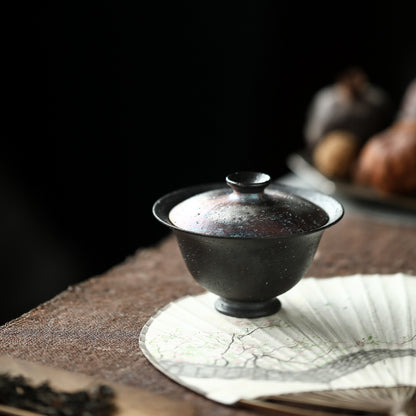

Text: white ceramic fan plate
xmin=140 ymin=274 xmax=416 ymax=404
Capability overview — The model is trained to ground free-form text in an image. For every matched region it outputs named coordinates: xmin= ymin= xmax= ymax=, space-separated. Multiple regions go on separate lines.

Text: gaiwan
xmin=153 ymin=172 xmax=343 ymax=318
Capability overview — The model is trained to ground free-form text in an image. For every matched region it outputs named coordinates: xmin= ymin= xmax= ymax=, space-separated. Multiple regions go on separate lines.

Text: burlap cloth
xmin=1 ymin=214 xmax=415 ymax=415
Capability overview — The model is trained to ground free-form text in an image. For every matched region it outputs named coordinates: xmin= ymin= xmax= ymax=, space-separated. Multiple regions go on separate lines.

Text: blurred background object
xmin=2 ymin=1 xmax=416 ymax=324
xmin=303 ymin=72 xmax=416 ymax=197
xmin=354 ymin=120 xmax=416 ymax=194
xmin=304 ymin=67 xmax=392 ymax=147
xmin=398 ymin=79 xmax=416 ymax=121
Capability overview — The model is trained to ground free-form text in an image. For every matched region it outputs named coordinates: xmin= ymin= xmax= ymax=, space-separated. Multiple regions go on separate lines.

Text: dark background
xmin=2 ymin=2 xmax=415 ymax=324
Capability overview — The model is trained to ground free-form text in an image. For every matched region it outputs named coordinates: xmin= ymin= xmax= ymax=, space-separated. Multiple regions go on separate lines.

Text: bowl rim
xmin=152 ymin=182 xmax=344 ymax=240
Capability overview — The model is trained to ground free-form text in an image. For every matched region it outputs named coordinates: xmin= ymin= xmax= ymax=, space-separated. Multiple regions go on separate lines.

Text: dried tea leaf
xmin=0 ymin=373 xmax=116 ymax=416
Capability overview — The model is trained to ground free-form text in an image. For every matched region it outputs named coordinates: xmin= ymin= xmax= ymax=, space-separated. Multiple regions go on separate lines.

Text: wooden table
xmin=1 ymin=209 xmax=415 ymax=415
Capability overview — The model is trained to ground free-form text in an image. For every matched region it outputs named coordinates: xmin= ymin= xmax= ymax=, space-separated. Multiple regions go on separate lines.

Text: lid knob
xmin=226 ymin=171 xmax=271 ymax=194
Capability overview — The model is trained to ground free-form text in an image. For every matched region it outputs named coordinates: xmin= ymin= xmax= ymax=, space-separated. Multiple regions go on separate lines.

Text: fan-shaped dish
xmin=140 ymin=274 xmax=416 ymax=411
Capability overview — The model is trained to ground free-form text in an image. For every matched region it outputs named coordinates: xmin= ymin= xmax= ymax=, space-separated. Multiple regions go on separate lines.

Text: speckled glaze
xmin=153 ymin=172 xmax=344 ymax=318
xmin=169 ymin=172 xmax=329 ymax=238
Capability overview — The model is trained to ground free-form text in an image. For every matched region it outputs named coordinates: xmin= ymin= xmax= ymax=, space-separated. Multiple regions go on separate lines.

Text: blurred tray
xmin=287 ymin=152 xmax=416 ymax=212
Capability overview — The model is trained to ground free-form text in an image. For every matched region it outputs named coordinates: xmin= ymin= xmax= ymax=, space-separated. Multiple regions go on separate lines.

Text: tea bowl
xmin=153 ymin=172 xmax=343 ymax=318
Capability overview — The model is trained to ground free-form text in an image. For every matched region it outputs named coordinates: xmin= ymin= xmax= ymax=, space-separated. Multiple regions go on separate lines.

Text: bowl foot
xmin=215 ymin=297 xmax=281 ymax=318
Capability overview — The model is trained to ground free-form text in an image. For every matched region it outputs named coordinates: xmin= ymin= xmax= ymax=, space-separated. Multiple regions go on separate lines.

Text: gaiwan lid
xmin=168 ymin=172 xmax=329 ymax=238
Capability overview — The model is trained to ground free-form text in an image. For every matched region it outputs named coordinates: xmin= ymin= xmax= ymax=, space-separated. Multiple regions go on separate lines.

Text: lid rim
xmin=153 ymin=182 xmax=344 ymax=240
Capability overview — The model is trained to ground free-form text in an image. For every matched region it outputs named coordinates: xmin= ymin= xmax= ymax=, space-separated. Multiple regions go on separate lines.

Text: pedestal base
xmin=215 ymin=297 xmax=281 ymax=318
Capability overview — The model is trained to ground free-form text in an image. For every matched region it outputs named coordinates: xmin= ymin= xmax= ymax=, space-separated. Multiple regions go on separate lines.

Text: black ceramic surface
xmin=153 ymin=175 xmax=344 ymax=318
xmin=169 ymin=172 xmax=330 ymax=238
